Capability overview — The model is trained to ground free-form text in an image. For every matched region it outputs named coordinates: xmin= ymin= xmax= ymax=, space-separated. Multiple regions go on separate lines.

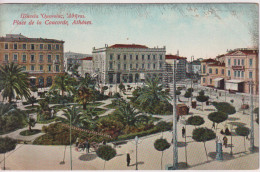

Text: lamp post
xmin=171 ymin=59 xmax=178 ymax=170
xmin=70 ymin=113 xmax=72 ymax=170
xmin=135 ymin=136 xmax=139 ymax=170
xmin=230 ymin=124 xmax=233 ymax=155
xmin=248 ymin=81 xmax=255 ymax=152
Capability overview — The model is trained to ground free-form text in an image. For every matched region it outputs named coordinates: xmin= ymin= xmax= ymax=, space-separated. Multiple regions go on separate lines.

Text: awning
xmin=29 ymin=76 xmax=37 ymax=79
xmin=225 ymin=80 xmax=244 ymax=91
xmin=213 ymin=78 xmax=224 ymax=88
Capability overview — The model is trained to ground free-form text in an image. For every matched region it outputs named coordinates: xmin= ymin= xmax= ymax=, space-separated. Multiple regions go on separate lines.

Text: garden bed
xmin=20 ymin=129 xmax=41 ymax=136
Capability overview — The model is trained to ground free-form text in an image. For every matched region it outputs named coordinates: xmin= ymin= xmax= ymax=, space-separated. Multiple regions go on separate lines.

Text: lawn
xmin=20 ymin=129 xmax=41 ymax=136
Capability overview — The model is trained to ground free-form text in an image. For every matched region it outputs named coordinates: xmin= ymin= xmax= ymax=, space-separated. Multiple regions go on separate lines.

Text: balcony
xmin=22 ymin=60 xmax=27 ymax=63
xmin=232 ymin=66 xmax=245 ymax=70
xmin=26 ymin=70 xmax=44 ymax=74
xmin=39 ymin=60 xmax=44 ymax=63
xmin=30 ymin=60 xmax=36 ymax=63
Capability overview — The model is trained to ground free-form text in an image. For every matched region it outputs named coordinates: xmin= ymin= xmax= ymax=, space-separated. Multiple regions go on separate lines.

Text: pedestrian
xmin=75 ymin=137 xmax=80 ymax=147
xmin=126 ymin=153 xmax=131 ymax=167
xmin=212 ymin=122 xmax=215 ymax=129
xmin=182 ymin=127 xmax=186 ymax=138
xmin=83 ymin=139 xmax=88 ymax=152
xmin=220 ymin=129 xmax=224 ymax=135
xmin=223 ymin=136 xmax=228 ymax=148
xmin=225 ymin=127 xmax=231 ymax=135
xmin=86 ymin=141 xmax=90 ymax=153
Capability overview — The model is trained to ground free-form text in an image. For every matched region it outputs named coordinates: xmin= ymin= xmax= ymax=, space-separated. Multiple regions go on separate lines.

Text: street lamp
xmin=70 ymin=113 xmax=72 ymax=170
xmin=229 ymin=124 xmax=233 ymax=155
xmin=248 ymin=81 xmax=255 ymax=152
xmin=134 ymin=136 xmax=139 ymax=170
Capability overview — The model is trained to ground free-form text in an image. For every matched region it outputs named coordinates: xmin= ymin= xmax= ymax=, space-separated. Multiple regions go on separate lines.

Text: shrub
xmin=0 ymin=137 xmax=17 ymax=153
xmin=187 ymin=88 xmax=194 ymax=93
xmin=212 ymin=102 xmax=236 ymax=115
xmin=187 ymin=116 xmax=205 ymax=126
xmin=156 ymin=121 xmax=172 ymax=131
xmin=208 ymin=112 xmax=228 ymax=124
xmin=154 ymin=138 xmax=171 ymax=151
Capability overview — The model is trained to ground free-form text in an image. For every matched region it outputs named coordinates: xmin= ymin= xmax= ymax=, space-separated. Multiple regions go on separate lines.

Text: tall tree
xmin=60 ymin=105 xmax=84 ymax=127
xmin=0 ymin=63 xmax=30 ymax=103
xmin=96 ymin=145 xmax=116 ymax=170
xmin=0 ymin=137 xmax=17 ymax=170
xmin=154 ymin=138 xmax=171 ymax=170
xmin=50 ymin=73 xmax=76 ymax=97
xmin=235 ymin=126 xmax=250 ymax=152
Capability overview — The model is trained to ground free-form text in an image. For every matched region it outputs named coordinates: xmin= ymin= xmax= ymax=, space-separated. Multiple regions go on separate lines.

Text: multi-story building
xmin=78 ymin=56 xmax=93 ymax=77
xmin=225 ymin=48 xmax=259 ymax=94
xmin=0 ymin=34 xmax=64 ymax=87
xmin=64 ymin=51 xmax=91 ymax=72
xmin=191 ymin=60 xmax=201 ymax=75
xmin=92 ymin=44 xmax=166 ymax=84
xmin=165 ymin=54 xmax=187 ymax=83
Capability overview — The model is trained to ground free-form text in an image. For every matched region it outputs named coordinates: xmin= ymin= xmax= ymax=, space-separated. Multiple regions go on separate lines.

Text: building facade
xmin=79 ymin=57 xmax=93 ymax=77
xmin=92 ymin=44 xmax=166 ymax=84
xmin=165 ymin=55 xmax=187 ymax=83
xmin=64 ymin=51 xmax=91 ymax=72
xmin=0 ymin=34 xmax=64 ymax=87
xmin=225 ymin=49 xmax=259 ymax=94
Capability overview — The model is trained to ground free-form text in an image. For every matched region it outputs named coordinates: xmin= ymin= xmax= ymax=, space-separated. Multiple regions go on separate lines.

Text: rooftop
xmin=208 ymin=62 xmax=225 ymax=67
xmin=80 ymin=57 xmax=93 ymax=61
xmin=165 ymin=54 xmax=187 ymax=60
xmin=0 ymin=34 xmax=64 ymax=43
xmin=109 ymin=44 xmax=148 ymax=49
xmin=201 ymin=58 xmax=217 ymax=63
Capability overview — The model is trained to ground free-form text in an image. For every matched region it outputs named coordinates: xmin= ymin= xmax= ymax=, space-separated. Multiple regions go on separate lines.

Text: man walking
xmin=126 ymin=153 xmax=131 ymax=167
xmin=182 ymin=126 xmax=186 ymax=138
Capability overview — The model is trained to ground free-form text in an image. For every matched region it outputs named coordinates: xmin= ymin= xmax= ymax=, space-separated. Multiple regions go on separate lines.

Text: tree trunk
xmin=203 ymin=142 xmax=208 ymax=161
xmin=103 ymin=161 xmax=106 ymax=170
xmin=216 ymin=123 xmax=218 ymax=132
xmin=83 ymin=103 xmax=87 ymax=110
xmin=202 ymin=102 xmax=204 ymax=111
xmin=8 ymin=95 xmax=12 ymax=104
xmin=244 ymin=136 xmax=246 ymax=152
xmin=62 ymin=90 xmax=64 ymax=97
xmin=3 ymin=153 xmax=5 ymax=170
xmin=161 ymin=151 xmax=164 ymax=170
xmin=29 ymin=125 xmax=32 ymax=132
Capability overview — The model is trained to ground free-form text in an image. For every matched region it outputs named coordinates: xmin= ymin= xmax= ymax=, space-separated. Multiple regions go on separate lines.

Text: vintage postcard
xmin=0 ymin=1 xmax=259 ymax=170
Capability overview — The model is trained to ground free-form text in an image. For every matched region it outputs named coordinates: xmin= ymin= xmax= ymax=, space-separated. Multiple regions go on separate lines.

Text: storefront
xmin=225 ymin=80 xmax=244 ymax=92
xmin=213 ymin=78 xmax=224 ymax=89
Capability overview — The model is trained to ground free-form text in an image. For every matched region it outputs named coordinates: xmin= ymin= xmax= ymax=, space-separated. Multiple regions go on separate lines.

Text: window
xmin=153 ymin=55 xmax=156 ymax=60
xmin=160 ymin=54 xmax=163 ymax=60
xmin=56 ymin=55 xmax=60 ymax=61
xmin=242 ymin=59 xmax=244 ymax=66
xmin=124 ymin=55 xmax=126 ymax=60
xmin=148 ymin=63 xmax=150 ymax=69
xmin=110 ymin=54 xmax=113 ymax=60
xmin=31 ymin=44 xmax=35 ymax=50
xmin=117 ymin=54 xmax=120 ymax=60
xmin=130 ymin=55 xmax=132 ymax=60
xmin=48 ymin=44 xmax=51 ymax=50
xmin=39 ymin=55 xmax=43 ymax=62
xmin=22 ymin=54 xmax=26 ymax=62
xmin=136 ymin=64 xmax=138 ymax=68
xmin=14 ymin=43 xmax=17 ymax=49
xmin=31 ymin=65 xmax=35 ymax=71
xmin=13 ymin=54 xmax=18 ymax=61
xmin=39 ymin=65 xmax=43 ymax=71
xmin=22 ymin=66 xmax=26 ymax=71
xmin=23 ymin=44 xmax=26 ymax=49
xmin=31 ymin=55 xmax=35 ymax=62
xmin=56 ymin=65 xmax=60 ymax=72
xmin=241 ymin=71 xmax=244 ymax=78
xmin=203 ymin=65 xmax=206 ymax=73
xmin=159 ymin=63 xmax=162 ymax=69
xmin=209 ymin=68 xmax=212 ymax=74
xmin=238 ymin=59 xmax=240 ymax=66
xmin=238 ymin=71 xmax=240 ymax=77
xmin=234 ymin=59 xmax=237 ymax=66
xmin=210 ymin=79 xmax=212 ymax=84
xmin=118 ymin=63 xmax=121 ymax=70
xmin=153 ymin=63 xmax=156 ymax=69
xmin=40 ymin=44 xmax=43 ymax=50
xmin=48 ymin=55 xmax=52 ymax=62
xmin=234 ymin=71 xmax=237 ymax=77
xmin=130 ymin=64 xmax=132 ymax=69
xmin=228 ymin=59 xmax=231 ymax=66
xmin=147 ymin=55 xmax=150 ymax=60
xmin=4 ymin=54 xmax=8 ymax=61
xmin=249 ymin=59 xmax=253 ymax=67
xmin=228 ymin=70 xmax=231 ymax=76
xmin=124 ymin=64 xmax=127 ymax=70
xmin=222 ymin=69 xmax=224 ymax=74
xmin=136 ymin=55 xmax=138 ymax=60
xmin=48 ymin=65 xmax=51 ymax=72
xmin=142 ymin=64 xmax=145 ymax=69
xmin=5 ymin=43 xmax=8 ymax=49
xmin=56 ymin=44 xmax=59 ymax=50
xmin=142 ymin=55 xmax=144 ymax=60
xmin=203 ymin=78 xmax=206 ymax=83
xmin=249 ymin=72 xmax=253 ymax=78
xmin=109 ymin=62 xmax=113 ymax=69
xmin=215 ymin=69 xmax=218 ymax=74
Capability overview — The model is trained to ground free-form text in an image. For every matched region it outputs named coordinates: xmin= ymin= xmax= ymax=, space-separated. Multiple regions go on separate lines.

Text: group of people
xmin=75 ymin=138 xmax=91 ymax=153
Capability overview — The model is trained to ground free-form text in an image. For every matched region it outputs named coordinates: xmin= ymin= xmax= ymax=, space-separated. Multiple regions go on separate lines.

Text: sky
xmin=0 ymin=3 xmax=258 ymax=60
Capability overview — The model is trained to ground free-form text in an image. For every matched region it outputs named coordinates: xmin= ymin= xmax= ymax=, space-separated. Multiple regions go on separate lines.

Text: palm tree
xmin=50 ymin=73 xmax=76 ymax=97
xmin=59 ymin=105 xmax=84 ymax=127
xmin=0 ymin=62 xmax=31 ymax=103
xmin=136 ymin=77 xmax=170 ymax=109
xmin=115 ymin=100 xmax=149 ymax=126
xmin=75 ymin=73 xmax=96 ymax=110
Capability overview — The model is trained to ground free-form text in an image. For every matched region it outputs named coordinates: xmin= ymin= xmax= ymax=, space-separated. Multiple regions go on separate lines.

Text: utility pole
xmin=70 ymin=114 xmax=72 ymax=170
xmin=249 ymin=81 xmax=255 ymax=152
xmin=171 ymin=59 xmax=178 ymax=170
